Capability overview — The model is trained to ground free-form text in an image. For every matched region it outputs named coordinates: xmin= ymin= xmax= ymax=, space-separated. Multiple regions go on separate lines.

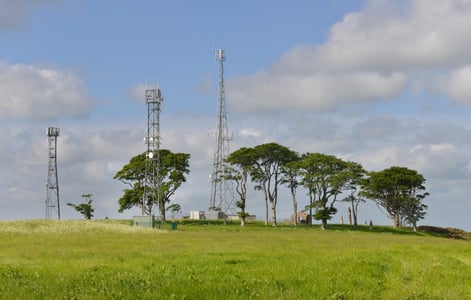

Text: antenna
xmin=45 ymin=127 xmax=60 ymax=219
xmin=209 ymin=49 xmax=235 ymax=215
xmin=143 ymin=88 xmax=163 ymax=216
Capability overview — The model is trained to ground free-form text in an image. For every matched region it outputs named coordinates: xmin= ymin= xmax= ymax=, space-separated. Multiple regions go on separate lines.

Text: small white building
xmin=189 ymin=211 xmax=205 ymax=220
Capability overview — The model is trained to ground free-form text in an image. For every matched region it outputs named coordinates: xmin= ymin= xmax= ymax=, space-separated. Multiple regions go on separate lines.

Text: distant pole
xmin=45 ymin=127 xmax=60 ymax=219
xmin=143 ymin=89 xmax=163 ymax=216
xmin=209 ymin=49 xmax=235 ymax=215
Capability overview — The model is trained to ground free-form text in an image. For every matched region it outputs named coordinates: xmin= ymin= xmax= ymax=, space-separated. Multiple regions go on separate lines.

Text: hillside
xmin=0 ymin=220 xmax=469 ymax=299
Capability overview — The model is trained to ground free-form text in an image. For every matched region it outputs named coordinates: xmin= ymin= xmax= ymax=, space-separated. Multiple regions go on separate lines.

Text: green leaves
xmin=114 ymin=150 xmax=190 ymax=219
xmin=67 ymin=194 xmax=94 ymax=220
xmin=297 ymin=153 xmax=361 ymax=228
xmin=360 ymin=166 xmax=429 ymax=228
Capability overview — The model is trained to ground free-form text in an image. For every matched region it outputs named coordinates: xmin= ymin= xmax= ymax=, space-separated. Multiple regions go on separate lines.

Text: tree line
xmin=113 ymin=142 xmax=429 ymax=230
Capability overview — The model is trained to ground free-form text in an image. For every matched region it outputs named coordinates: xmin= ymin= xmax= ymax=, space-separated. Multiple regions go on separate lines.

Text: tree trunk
xmin=392 ymin=214 xmax=400 ymax=228
xmin=264 ymin=197 xmax=269 ymax=225
xmin=412 ymin=221 xmax=417 ymax=232
xmin=348 ymin=206 xmax=352 ymax=225
xmin=240 ymin=203 xmax=246 ymax=227
xmin=160 ymin=202 xmax=166 ymax=223
xmin=271 ymin=202 xmax=277 ymax=226
xmin=291 ymin=190 xmax=297 ymax=226
xmin=353 ymin=207 xmax=358 ymax=228
xmin=262 ymin=185 xmax=269 ymax=226
xmin=309 ymin=191 xmax=314 ymax=226
xmin=321 ymin=219 xmax=327 ymax=230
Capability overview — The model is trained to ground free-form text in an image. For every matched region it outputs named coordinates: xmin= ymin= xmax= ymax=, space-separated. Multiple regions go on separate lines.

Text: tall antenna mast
xmin=45 ymin=127 xmax=60 ymax=219
xmin=210 ymin=49 xmax=235 ymax=214
xmin=143 ymin=89 xmax=163 ymax=216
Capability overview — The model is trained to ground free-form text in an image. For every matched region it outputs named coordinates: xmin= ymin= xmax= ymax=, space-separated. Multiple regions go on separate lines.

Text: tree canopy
xmin=360 ymin=166 xmax=429 ymax=230
xmin=249 ymin=143 xmax=298 ymax=226
xmin=67 ymin=194 xmax=94 ymax=220
xmin=222 ymin=147 xmax=255 ymax=226
xmin=114 ymin=149 xmax=190 ymax=221
xmin=297 ymin=153 xmax=360 ymax=230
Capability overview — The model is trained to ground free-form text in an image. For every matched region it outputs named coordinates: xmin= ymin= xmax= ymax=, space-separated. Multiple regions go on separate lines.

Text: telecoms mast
xmin=45 ymin=127 xmax=60 ymax=219
xmin=143 ymin=89 xmax=163 ymax=216
xmin=209 ymin=49 xmax=235 ymax=214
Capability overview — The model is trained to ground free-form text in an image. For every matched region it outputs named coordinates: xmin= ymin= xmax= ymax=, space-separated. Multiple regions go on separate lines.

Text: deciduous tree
xmin=67 ymin=194 xmax=94 ymax=220
xmin=114 ymin=150 xmax=190 ymax=222
xmin=282 ymin=159 xmax=301 ymax=226
xmin=341 ymin=161 xmax=366 ymax=228
xmin=250 ymin=143 xmax=298 ymax=226
xmin=360 ymin=166 xmax=429 ymax=229
xmin=298 ymin=153 xmax=356 ymax=230
xmin=223 ymin=147 xmax=255 ymax=226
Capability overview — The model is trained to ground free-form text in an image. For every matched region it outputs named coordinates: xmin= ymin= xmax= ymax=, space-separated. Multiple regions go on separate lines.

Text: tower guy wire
xmin=45 ymin=127 xmax=60 ymax=219
xmin=209 ymin=49 xmax=235 ymax=215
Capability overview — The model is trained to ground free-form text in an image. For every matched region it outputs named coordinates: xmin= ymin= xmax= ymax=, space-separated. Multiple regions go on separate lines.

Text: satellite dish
xmin=148 ymin=152 xmax=154 ymax=159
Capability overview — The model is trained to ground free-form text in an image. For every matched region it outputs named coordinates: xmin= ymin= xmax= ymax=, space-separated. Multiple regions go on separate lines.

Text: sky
xmin=1 ymin=0 xmax=471 ymax=230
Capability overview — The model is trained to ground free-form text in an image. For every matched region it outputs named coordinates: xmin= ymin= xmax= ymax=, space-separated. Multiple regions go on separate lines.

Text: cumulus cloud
xmin=0 ymin=62 xmax=94 ymax=120
xmin=228 ymin=0 xmax=471 ymax=112
xmin=443 ymin=66 xmax=471 ymax=104
xmin=229 ymin=71 xmax=406 ymax=112
xmin=238 ymin=127 xmax=262 ymax=139
xmin=127 ymin=83 xmax=147 ymax=102
xmin=0 ymin=0 xmax=62 ymax=30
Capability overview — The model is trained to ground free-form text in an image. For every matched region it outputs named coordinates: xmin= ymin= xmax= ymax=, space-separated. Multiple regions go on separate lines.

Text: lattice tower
xmin=45 ymin=127 xmax=60 ymax=219
xmin=143 ymin=89 xmax=163 ymax=216
xmin=210 ymin=49 xmax=235 ymax=214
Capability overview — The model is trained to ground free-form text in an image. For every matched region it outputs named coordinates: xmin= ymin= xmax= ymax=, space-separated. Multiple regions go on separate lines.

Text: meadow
xmin=0 ymin=219 xmax=470 ymax=299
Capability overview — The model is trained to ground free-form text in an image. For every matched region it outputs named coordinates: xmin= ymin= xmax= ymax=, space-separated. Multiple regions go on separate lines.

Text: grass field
xmin=0 ymin=219 xmax=470 ymax=299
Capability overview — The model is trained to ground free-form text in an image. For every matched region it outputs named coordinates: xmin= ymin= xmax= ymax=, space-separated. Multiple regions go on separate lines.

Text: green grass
xmin=0 ymin=220 xmax=470 ymax=299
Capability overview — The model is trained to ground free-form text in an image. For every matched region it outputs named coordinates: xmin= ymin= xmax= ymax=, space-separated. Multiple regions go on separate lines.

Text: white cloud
xmin=229 ymin=71 xmax=406 ymax=113
xmin=443 ymin=66 xmax=471 ymax=104
xmin=228 ymin=0 xmax=471 ymax=112
xmin=3 ymin=0 xmax=471 ymax=231
xmin=0 ymin=62 xmax=94 ymax=120
xmin=238 ymin=127 xmax=262 ymax=139
xmin=0 ymin=0 xmax=62 ymax=30
xmin=275 ymin=1 xmax=471 ymax=74
xmin=127 ymin=83 xmax=147 ymax=102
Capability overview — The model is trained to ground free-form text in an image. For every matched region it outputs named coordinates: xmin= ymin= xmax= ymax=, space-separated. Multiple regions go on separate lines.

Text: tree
xmin=298 ymin=153 xmax=356 ymax=230
xmin=282 ymin=159 xmax=301 ymax=226
xmin=342 ymin=194 xmax=365 ymax=228
xmin=67 ymin=194 xmax=94 ymax=220
xmin=114 ymin=149 xmax=190 ymax=222
xmin=341 ymin=161 xmax=367 ymax=228
xmin=360 ymin=166 xmax=429 ymax=229
xmin=223 ymin=147 xmax=254 ymax=227
xmin=401 ymin=194 xmax=428 ymax=232
xmin=249 ymin=143 xmax=298 ymax=226
xmin=166 ymin=203 xmax=182 ymax=220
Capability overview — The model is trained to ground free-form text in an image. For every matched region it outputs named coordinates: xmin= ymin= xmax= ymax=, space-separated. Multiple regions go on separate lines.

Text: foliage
xmin=249 ymin=143 xmax=298 ymax=226
xmin=297 ymin=153 xmax=361 ymax=230
xmin=222 ymin=147 xmax=255 ymax=226
xmin=114 ymin=150 xmax=190 ymax=221
xmin=281 ymin=160 xmax=301 ymax=226
xmin=360 ymin=166 xmax=429 ymax=229
xmin=67 ymin=194 xmax=94 ymax=220
xmin=341 ymin=193 xmax=365 ymax=227
xmin=166 ymin=203 xmax=182 ymax=219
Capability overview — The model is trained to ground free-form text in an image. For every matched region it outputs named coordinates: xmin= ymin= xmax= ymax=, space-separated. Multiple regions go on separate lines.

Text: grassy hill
xmin=0 ymin=219 xmax=469 ymax=299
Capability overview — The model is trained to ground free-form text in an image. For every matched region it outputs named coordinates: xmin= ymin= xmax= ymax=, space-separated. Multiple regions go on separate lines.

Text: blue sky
xmin=1 ymin=0 xmax=471 ymax=230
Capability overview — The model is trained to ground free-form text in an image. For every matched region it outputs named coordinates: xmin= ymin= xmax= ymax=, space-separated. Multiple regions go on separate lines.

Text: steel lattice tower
xmin=143 ymin=89 xmax=163 ymax=216
xmin=45 ymin=127 xmax=60 ymax=219
xmin=210 ymin=49 xmax=235 ymax=214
